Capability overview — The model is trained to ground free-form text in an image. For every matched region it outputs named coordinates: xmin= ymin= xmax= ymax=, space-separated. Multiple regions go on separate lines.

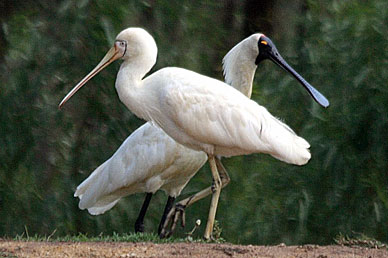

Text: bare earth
xmin=1 ymin=241 xmax=388 ymax=258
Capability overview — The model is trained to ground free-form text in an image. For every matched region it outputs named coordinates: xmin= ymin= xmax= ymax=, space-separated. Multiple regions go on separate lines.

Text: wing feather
xmin=75 ymin=122 xmax=206 ymax=214
xmin=156 ymin=68 xmax=310 ymax=164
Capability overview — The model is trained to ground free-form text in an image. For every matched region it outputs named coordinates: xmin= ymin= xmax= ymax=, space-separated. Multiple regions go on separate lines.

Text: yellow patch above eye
xmin=261 ymin=41 xmax=268 ymax=45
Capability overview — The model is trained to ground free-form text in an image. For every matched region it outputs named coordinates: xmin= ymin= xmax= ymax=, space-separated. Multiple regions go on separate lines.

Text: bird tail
xmin=74 ymin=159 xmax=120 ymax=215
xmin=264 ymin=115 xmax=311 ymax=166
xmin=85 ymin=200 xmax=120 ymax=215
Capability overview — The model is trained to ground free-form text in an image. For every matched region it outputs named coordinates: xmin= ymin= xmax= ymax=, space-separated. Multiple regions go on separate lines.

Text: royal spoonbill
xmin=59 ymin=28 xmax=329 ymax=239
xmin=159 ymin=33 xmax=331 ymax=237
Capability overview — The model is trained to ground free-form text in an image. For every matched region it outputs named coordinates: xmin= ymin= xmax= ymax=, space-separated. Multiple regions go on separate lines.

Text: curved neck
xmin=222 ymin=41 xmax=258 ymax=98
xmin=115 ymin=62 xmax=156 ymax=121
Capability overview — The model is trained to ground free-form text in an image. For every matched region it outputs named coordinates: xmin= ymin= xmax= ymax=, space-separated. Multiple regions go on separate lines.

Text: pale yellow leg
xmin=203 ymin=154 xmax=222 ymax=240
xmin=159 ymin=157 xmax=230 ymax=238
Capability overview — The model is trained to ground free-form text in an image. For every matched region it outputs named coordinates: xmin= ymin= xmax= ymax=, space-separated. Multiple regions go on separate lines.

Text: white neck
xmin=222 ymin=37 xmax=259 ymax=98
xmin=115 ymin=60 xmax=156 ymax=121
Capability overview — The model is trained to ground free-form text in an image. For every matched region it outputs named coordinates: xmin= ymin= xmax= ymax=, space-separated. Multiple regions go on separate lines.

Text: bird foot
xmin=134 ymin=220 xmax=145 ymax=233
xmin=159 ymin=203 xmax=186 ymax=238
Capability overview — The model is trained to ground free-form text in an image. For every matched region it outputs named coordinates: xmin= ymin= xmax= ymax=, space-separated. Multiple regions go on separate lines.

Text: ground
xmin=1 ymin=241 xmax=388 ymax=258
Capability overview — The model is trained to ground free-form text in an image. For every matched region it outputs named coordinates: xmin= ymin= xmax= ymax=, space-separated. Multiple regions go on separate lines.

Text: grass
xmin=9 ymin=232 xmax=225 ymax=243
xmin=8 ymin=232 xmax=192 ymax=243
xmin=334 ymin=232 xmax=387 ymax=249
xmin=3 ymin=220 xmax=226 ymax=244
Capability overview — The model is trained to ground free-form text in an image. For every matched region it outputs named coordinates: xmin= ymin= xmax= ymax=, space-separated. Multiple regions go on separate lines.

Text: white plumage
xmin=74 ymin=122 xmax=206 ymax=215
xmin=60 ymin=28 xmax=328 ymax=238
xmin=117 ymin=65 xmax=310 ymax=164
xmin=72 ymin=34 xmax=269 ymax=218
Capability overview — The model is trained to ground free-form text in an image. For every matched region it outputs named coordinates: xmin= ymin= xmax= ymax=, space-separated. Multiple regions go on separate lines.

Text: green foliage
xmin=300 ymin=0 xmax=388 ymax=244
xmin=1 ymin=0 xmax=387 ymax=246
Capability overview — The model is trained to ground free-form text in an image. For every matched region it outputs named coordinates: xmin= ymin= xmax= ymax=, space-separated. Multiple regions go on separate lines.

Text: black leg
xmin=158 ymin=196 xmax=176 ymax=235
xmin=135 ymin=192 xmax=153 ymax=233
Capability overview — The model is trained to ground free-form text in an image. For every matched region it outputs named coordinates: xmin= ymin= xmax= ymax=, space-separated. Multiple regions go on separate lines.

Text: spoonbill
xmin=160 ymin=33 xmax=330 ymax=237
xmin=73 ymin=122 xmax=207 ymax=234
xmin=59 ymin=28 xmax=329 ymax=239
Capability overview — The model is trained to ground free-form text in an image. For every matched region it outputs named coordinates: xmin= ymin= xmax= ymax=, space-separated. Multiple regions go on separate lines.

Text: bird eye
xmin=260 ymin=40 xmax=268 ymax=45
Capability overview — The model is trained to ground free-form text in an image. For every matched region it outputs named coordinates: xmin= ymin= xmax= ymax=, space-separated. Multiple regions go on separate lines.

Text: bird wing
xmin=158 ymin=68 xmax=265 ymax=152
xmin=157 ymin=68 xmax=310 ymax=164
xmin=75 ymin=122 xmax=186 ymax=213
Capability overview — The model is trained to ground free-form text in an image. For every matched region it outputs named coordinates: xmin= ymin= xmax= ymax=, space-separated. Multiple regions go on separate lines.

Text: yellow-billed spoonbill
xmin=73 ymin=122 xmax=207 ymax=233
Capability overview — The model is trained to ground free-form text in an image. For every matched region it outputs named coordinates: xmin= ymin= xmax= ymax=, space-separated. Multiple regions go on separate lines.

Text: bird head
xmin=58 ymin=28 xmax=157 ymax=109
xmin=115 ymin=28 xmax=157 ymax=63
xmin=254 ymin=34 xmax=329 ymax=108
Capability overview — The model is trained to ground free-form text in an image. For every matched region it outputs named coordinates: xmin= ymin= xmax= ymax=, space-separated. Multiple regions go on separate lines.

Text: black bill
xmin=256 ymin=35 xmax=329 ymax=108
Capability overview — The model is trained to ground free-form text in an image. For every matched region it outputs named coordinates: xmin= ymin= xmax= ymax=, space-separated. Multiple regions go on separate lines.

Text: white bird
xmin=59 ymin=28 xmax=329 ymax=239
xmin=160 ymin=33 xmax=331 ymax=237
xmin=73 ymin=122 xmax=207 ymax=234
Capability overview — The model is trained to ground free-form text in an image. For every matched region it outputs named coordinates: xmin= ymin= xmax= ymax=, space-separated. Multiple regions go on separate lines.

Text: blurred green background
xmin=0 ymin=0 xmax=387 ymax=245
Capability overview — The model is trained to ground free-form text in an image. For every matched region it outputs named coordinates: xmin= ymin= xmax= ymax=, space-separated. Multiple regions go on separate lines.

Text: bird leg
xmin=135 ymin=192 xmax=153 ymax=233
xmin=203 ymin=154 xmax=222 ymax=240
xmin=159 ymin=156 xmax=230 ymax=238
xmin=161 ymin=202 xmax=186 ymax=237
xmin=157 ymin=196 xmax=175 ymax=235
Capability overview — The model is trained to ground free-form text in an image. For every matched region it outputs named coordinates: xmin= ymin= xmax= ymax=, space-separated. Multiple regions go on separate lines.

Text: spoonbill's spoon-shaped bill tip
xmin=58 ymin=40 xmax=127 ymax=109
xmin=256 ymin=36 xmax=329 ymax=108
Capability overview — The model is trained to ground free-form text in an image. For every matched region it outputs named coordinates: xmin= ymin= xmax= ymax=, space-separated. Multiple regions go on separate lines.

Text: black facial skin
xmin=255 ymin=36 xmax=279 ymax=65
xmin=255 ymin=35 xmax=329 ymax=108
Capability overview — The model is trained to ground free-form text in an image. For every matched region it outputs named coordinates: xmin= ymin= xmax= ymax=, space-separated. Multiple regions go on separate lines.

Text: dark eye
xmin=120 ymin=41 xmax=125 ymax=47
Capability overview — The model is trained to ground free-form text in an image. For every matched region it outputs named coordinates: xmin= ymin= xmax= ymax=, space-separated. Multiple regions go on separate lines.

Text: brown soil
xmin=1 ymin=240 xmax=388 ymax=258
